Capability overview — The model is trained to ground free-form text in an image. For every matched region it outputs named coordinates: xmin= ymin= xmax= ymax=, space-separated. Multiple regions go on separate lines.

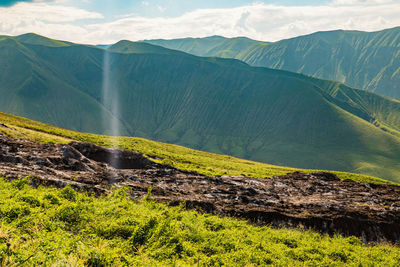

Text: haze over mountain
xmin=1 ymin=33 xmax=400 ymax=181
xmin=146 ymin=27 xmax=400 ymax=101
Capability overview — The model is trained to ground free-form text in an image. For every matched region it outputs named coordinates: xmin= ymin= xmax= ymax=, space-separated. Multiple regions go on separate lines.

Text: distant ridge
xmin=146 ymin=27 xmax=400 ymax=100
xmin=14 ymin=33 xmax=71 ymax=47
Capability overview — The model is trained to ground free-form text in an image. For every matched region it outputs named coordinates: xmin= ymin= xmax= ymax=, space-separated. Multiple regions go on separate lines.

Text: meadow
xmin=0 ymin=178 xmax=399 ymax=266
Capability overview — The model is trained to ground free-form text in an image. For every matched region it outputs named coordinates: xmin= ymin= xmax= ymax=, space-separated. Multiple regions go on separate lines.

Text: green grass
xmin=14 ymin=33 xmax=70 ymax=47
xmin=0 ymin=177 xmax=399 ymax=266
xmin=0 ymin=111 xmax=395 ymax=185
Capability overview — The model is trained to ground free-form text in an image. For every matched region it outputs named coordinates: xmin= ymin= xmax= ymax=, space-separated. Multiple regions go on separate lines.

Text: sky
xmin=0 ymin=0 xmax=399 ymax=44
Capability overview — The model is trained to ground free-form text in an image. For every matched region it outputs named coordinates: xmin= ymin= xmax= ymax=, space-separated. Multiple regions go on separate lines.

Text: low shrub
xmin=0 ymin=177 xmax=398 ymax=266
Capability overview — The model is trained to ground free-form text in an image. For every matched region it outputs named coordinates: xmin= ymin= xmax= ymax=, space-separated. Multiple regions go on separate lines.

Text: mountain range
xmin=146 ymin=27 xmax=400 ymax=100
xmin=1 ymin=33 xmax=400 ymax=181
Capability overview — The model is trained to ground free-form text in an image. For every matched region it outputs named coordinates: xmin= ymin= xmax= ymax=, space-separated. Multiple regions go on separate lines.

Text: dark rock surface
xmin=0 ymin=135 xmax=399 ymax=244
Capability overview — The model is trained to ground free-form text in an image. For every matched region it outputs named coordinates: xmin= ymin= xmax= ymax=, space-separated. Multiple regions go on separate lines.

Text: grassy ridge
xmin=0 ymin=112 xmax=394 ymax=185
xmin=146 ymin=27 xmax=400 ymax=100
xmin=0 ymin=178 xmax=399 ymax=266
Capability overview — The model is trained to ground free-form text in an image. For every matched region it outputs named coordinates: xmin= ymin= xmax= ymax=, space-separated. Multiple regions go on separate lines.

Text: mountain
xmin=145 ymin=27 xmax=400 ymax=100
xmin=146 ymin=35 xmax=267 ymax=59
xmin=0 ymin=35 xmax=119 ymax=135
xmin=1 ymin=33 xmax=400 ymax=181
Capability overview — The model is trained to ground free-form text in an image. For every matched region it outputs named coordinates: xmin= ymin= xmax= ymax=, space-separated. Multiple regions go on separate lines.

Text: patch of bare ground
xmin=0 ymin=135 xmax=399 ymax=244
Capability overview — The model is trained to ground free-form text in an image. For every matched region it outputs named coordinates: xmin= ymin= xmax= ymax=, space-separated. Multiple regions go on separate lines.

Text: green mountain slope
xmin=1 ymin=34 xmax=400 ymax=181
xmin=108 ymin=40 xmax=185 ymax=55
xmin=146 ymin=35 xmax=267 ymax=58
xmin=146 ymin=27 xmax=400 ymax=100
xmin=14 ymin=32 xmax=71 ymax=47
xmin=0 ymin=37 xmax=122 ymax=135
xmin=1 ymin=111 xmax=393 ymax=185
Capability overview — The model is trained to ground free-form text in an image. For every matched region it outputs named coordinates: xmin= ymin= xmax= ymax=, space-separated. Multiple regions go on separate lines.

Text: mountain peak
xmin=15 ymin=33 xmax=70 ymax=47
xmin=108 ymin=40 xmax=184 ymax=55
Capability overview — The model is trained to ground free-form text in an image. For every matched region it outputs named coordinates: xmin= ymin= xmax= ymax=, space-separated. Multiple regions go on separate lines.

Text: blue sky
xmin=1 ymin=1 xmax=332 ymax=16
xmin=66 ymin=0 xmax=331 ymax=19
xmin=0 ymin=0 xmax=399 ymax=44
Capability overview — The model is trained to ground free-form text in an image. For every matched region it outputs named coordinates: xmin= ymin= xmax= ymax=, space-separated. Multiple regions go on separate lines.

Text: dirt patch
xmin=69 ymin=142 xmax=154 ymax=169
xmin=0 ymin=134 xmax=399 ymax=244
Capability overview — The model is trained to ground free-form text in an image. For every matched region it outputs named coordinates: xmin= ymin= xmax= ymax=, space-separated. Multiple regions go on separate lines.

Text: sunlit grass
xmin=0 ymin=112 xmax=395 ymax=185
xmin=0 ymin=178 xmax=399 ymax=266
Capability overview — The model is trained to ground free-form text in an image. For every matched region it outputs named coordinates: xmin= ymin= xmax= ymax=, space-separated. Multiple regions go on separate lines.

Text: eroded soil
xmin=0 ymin=135 xmax=399 ymax=244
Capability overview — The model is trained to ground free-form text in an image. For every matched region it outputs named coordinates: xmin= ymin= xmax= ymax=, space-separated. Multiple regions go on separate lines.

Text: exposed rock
xmin=61 ymin=146 xmax=82 ymax=160
xmin=0 ymin=135 xmax=399 ymax=244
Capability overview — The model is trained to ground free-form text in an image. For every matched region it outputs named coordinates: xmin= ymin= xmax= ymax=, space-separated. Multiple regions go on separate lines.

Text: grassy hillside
xmin=108 ymin=40 xmax=186 ymax=55
xmin=146 ymin=27 xmax=400 ymax=100
xmin=0 ymin=36 xmax=121 ymax=135
xmin=1 ymin=34 xmax=400 ymax=182
xmin=1 ymin=178 xmax=399 ymax=266
xmin=1 ymin=113 xmax=399 ymax=265
xmin=0 ymin=111 xmax=394 ymax=185
xmin=145 ymin=35 xmax=266 ymax=59
xmin=14 ymin=32 xmax=71 ymax=47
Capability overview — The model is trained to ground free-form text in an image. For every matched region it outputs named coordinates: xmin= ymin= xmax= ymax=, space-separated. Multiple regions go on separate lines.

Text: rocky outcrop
xmin=0 ymin=135 xmax=399 ymax=244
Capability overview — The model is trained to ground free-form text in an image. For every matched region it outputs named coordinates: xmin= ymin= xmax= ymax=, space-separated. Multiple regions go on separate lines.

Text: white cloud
xmin=0 ymin=1 xmax=400 ymax=44
xmin=332 ymin=0 xmax=393 ymax=5
xmin=0 ymin=2 xmax=102 ymax=41
xmin=157 ymin=5 xmax=166 ymax=12
xmin=83 ymin=1 xmax=400 ymax=44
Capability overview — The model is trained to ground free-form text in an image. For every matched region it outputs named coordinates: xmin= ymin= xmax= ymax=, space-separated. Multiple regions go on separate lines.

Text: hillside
xmin=2 ymin=132 xmax=399 ymax=243
xmin=1 ymin=34 xmax=400 ymax=182
xmin=146 ymin=35 xmax=266 ymax=58
xmin=0 ymin=178 xmax=399 ymax=266
xmin=0 ymin=112 xmax=400 ymax=265
xmin=146 ymin=27 xmax=400 ymax=100
xmin=1 ymin=111 xmax=391 ymax=185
